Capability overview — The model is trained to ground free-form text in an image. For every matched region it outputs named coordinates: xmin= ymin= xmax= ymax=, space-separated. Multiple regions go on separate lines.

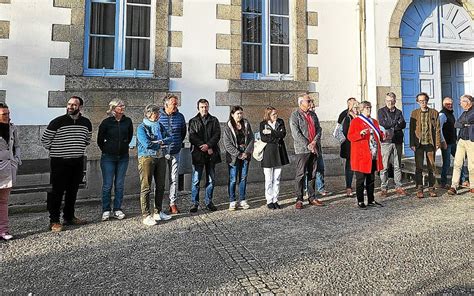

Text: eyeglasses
xmin=0 ymin=113 xmax=9 ymax=116
xmin=418 ymin=100 xmax=428 ymax=103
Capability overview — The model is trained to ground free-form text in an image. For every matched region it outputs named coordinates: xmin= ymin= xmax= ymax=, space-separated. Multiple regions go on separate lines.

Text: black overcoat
xmin=259 ymin=119 xmax=289 ymax=168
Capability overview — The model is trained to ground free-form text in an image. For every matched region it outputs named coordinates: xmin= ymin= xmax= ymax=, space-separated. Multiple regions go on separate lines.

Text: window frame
xmin=83 ymin=0 xmax=156 ymax=78
xmin=241 ymin=0 xmax=293 ymax=81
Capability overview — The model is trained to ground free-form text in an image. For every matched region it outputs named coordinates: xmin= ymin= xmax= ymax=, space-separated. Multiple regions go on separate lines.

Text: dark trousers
xmin=47 ymin=157 xmax=84 ymax=223
xmin=295 ymin=153 xmax=317 ymax=201
xmin=355 ymin=160 xmax=376 ymax=204
xmin=415 ymin=144 xmax=436 ymax=188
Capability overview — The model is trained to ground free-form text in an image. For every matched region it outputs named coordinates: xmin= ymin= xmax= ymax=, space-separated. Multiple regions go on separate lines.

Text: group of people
xmin=337 ymin=92 xmax=473 ymax=208
xmin=0 ymin=92 xmax=472 ymax=240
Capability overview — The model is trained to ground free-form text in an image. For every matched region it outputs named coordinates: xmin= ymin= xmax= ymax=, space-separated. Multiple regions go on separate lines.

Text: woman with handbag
xmin=259 ymin=107 xmax=289 ymax=209
xmin=223 ymin=106 xmax=254 ymax=211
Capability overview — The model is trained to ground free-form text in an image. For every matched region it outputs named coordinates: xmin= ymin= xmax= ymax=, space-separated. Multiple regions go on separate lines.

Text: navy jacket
xmin=97 ymin=115 xmax=133 ymax=156
xmin=158 ymin=108 xmax=186 ymax=155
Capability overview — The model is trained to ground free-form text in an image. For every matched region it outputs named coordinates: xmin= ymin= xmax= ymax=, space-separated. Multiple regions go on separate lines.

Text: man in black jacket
xmin=188 ymin=99 xmax=221 ymax=212
xmin=377 ymin=92 xmax=407 ymax=197
xmin=439 ymin=96 xmax=467 ymax=188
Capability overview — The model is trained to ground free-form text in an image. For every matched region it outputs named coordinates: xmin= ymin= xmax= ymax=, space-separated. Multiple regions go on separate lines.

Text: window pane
xmin=89 ymin=36 xmax=115 ymax=69
xmin=90 ymin=3 xmax=116 ymax=35
xmin=125 ymin=38 xmax=150 ymax=70
xmin=270 ymin=16 xmax=289 ymax=44
xmin=242 ymin=44 xmax=261 ymax=73
xmin=242 ymin=0 xmax=262 ymax=13
xmin=242 ymin=14 xmax=261 ymax=43
xmin=270 ymin=46 xmax=289 ymax=74
xmin=126 ymin=5 xmax=151 ymax=37
xmin=270 ymin=0 xmax=289 ymax=15
xmin=128 ymin=0 xmax=151 ymax=4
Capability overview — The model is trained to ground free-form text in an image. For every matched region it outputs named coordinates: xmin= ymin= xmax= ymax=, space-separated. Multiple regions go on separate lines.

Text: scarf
xmin=143 ymin=118 xmax=163 ymax=140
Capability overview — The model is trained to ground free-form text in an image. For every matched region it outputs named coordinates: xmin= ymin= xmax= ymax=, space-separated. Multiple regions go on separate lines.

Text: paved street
xmin=0 ymin=178 xmax=472 ymax=294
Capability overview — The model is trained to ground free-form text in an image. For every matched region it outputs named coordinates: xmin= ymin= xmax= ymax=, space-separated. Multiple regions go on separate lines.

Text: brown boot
xmin=50 ymin=223 xmax=63 ymax=232
xmin=395 ymin=188 xmax=407 ymax=196
xmin=416 ymin=190 xmax=424 ymax=199
xmin=169 ymin=204 xmax=179 ymax=214
xmin=447 ymin=187 xmax=457 ymax=195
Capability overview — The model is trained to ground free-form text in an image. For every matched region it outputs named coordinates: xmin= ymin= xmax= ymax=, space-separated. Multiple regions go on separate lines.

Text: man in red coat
xmin=348 ymin=101 xmax=384 ymax=208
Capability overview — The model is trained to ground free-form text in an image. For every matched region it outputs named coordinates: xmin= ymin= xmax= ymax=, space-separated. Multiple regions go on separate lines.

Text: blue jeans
xmin=345 ymin=158 xmax=354 ymax=189
xmin=305 ymin=154 xmax=325 ymax=193
xmin=441 ymin=143 xmax=467 ymax=186
xmin=228 ymin=159 xmax=249 ymax=202
xmin=100 ymin=153 xmax=129 ymax=212
xmin=191 ymin=162 xmax=216 ymax=206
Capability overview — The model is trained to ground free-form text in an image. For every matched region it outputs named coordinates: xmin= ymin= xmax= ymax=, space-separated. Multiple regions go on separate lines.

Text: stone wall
xmin=0 ymin=0 xmax=10 ymax=102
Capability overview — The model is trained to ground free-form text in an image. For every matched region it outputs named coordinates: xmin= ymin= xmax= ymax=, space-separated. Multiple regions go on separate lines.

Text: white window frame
xmin=241 ymin=0 xmax=293 ymax=81
xmin=83 ymin=0 xmax=156 ymax=78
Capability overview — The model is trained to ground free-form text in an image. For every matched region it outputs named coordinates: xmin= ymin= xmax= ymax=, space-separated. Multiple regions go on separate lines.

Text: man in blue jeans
xmin=307 ymin=100 xmax=330 ymax=197
xmin=439 ymin=96 xmax=468 ymax=188
xmin=188 ymin=99 xmax=221 ymax=212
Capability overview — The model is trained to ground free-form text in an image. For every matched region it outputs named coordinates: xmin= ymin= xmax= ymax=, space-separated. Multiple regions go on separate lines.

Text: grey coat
xmin=0 ymin=123 xmax=21 ymax=188
xmin=289 ymin=109 xmax=322 ymax=155
xmin=223 ymin=119 xmax=254 ymax=165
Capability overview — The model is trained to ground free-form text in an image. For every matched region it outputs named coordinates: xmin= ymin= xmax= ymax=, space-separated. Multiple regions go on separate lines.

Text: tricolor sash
xmin=359 ymin=114 xmax=381 ymax=143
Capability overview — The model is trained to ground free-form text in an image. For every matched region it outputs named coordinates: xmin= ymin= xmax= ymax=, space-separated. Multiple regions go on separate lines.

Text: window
xmin=84 ymin=0 xmax=155 ymax=77
xmin=242 ymin=0 xmax=291 ymax=80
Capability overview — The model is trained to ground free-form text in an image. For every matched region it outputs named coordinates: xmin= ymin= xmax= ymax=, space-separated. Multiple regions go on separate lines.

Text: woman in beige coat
xmin=0 ymin=103 xmax=21 ymax=240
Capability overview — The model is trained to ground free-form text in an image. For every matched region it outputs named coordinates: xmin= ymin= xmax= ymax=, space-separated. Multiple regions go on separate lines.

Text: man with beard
xmin=41 ymin=96 xmax=92 ymax=232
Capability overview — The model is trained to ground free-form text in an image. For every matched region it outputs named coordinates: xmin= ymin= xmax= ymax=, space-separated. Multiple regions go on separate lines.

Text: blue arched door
xmin=399 ymin=0 xmax=474 ymax=156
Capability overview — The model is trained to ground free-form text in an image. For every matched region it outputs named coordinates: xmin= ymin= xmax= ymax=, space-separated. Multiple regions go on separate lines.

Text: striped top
xmin=41 ymin=114 xmax=92 ymax=158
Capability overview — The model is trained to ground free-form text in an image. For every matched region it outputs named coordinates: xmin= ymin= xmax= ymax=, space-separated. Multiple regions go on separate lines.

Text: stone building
xmin=0 ymin=0 xmax=472 ymax=204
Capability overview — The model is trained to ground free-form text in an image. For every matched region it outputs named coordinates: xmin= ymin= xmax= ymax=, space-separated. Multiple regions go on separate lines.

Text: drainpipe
xmin=359 ymin=0 xmax=367 ymax=101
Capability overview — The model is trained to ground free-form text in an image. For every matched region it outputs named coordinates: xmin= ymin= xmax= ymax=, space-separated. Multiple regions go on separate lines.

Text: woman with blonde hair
xmin=259 ymin=107 xmax=289 ymax=209
xmin=97 ymin=99 xmax=133 ymax=221
xmin=0 ymin=103 xmax=21 ymax=240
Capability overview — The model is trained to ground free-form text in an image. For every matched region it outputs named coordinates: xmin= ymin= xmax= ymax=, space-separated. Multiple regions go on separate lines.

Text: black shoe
xmin=189 ymin=204 xmax=198 ymax=213
xmin=206 ymin=202 xmax=217 ymax=211
xmin=267 ymin=203 xmax=275 ymax=209
xmin=368 ymin=201 xmax=383 ymax=207
xmin=274 ymin=202 xmax=281 ymax=209
xmin=358 ymin=202 xmax=366 ymax=209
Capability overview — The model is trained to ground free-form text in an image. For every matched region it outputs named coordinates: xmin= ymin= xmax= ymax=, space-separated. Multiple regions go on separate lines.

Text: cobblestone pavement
xmin=0 ymin=177 xmax=472 ymax=294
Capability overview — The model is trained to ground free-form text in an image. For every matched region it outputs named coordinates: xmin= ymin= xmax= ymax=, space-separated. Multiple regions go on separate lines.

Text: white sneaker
xmin=113 ymin=210 xmax=125 ymax=220
xmin=153 ymin=211 xmax=172 ymax=221
xmin=229 ymin=201 xmax=237 ymax=211
xmin=0 ymin=232 xmax=13 ymax=240
xmin=143 ymin=215 xmax=157 ymax=226
xmin=102 ymin=211 xmax=111 ymax=221
xmin=239 ymin=200 xmax=250 ymax=210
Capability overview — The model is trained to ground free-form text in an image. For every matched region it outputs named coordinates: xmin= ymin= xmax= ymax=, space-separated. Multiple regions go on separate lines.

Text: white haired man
xmin=289 ymin=94 xmax=324 ymax=209
xmin=448 ymin=94 xmax=474 ymax=195
xmin=439 ymin=96 xmax=467 ymax=189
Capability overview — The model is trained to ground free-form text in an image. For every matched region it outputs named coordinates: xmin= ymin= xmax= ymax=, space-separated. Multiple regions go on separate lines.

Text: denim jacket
xmin=137 ymin=118 xmax=171 ymax=158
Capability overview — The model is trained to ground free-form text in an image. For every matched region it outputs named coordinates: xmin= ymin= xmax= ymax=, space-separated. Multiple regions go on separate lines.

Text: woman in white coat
xmin=0 ymin=103 xmax=21 ymax=240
